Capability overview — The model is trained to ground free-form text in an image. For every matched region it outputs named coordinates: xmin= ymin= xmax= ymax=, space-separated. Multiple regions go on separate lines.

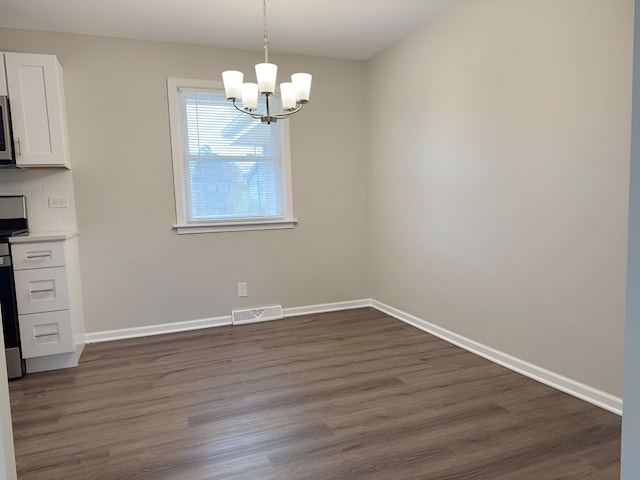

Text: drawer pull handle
xmin=29 ymin=288 xmax=55 ymax=294
xmin=25 ymin=253 xmax=52 ymax=260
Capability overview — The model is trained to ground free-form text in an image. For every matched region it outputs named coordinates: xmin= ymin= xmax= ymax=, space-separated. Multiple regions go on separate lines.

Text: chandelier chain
xmin=263 ymin=0 xmax=269 ymax=63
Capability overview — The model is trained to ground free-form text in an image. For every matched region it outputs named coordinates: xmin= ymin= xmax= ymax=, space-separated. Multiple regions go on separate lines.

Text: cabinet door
xmin=14 ymin=266 xmax=70 ymax=315
xmin=19 ymin=310 xmax=74 ymax=357
xmin=4 ymin=53 xmax=70 ymax=168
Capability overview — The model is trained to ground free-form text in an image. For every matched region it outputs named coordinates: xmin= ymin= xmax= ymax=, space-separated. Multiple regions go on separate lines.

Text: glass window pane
xmin=178 ymin=88 xmax=284 ymax=222
xmin=186 ymin=158 xmax=281 ymax=219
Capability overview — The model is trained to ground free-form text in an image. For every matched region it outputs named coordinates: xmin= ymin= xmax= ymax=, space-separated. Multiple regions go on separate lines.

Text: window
xmin=167 ymin=78 xmax=296 ymax=234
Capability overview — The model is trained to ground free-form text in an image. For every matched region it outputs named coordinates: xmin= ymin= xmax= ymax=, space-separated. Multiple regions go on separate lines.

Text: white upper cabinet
xmin=3 ymin=53 xmax=71 ymax=168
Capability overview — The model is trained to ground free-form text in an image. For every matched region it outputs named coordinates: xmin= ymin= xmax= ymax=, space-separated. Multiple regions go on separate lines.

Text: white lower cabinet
xmin=10 ymin=236 xmax=85 ymax=372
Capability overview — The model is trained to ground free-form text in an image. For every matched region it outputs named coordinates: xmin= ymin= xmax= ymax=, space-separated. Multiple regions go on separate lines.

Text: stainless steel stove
xmin=0 ymin=195 xmax=28 ymax=379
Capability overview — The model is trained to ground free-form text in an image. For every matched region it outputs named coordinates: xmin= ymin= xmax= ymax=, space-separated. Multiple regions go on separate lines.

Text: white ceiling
xmin=0 ymin=0 xmax=457 ymax=60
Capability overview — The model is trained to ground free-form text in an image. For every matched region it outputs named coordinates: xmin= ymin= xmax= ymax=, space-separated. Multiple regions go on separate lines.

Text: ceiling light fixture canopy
xmin=222 ymin=0 xmax=312 ymax=124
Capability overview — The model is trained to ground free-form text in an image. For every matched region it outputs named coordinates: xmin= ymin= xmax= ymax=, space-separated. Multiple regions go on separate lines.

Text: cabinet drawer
xmin=19 ymin=310 xmax=74 ymax=358
xmin=14 ymin=266 xmax=69 ymax=314
xmin=11 ymin=241 xmax=66 ymax=270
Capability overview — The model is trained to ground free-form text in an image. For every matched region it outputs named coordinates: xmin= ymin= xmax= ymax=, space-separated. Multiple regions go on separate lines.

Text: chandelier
xmin=221 ymin=0 xmax=312 ymax=124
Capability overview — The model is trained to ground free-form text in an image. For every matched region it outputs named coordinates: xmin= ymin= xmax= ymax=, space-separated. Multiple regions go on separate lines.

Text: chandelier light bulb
xmin=255 ymin=63 xmax=278 ymax=94
xmin=291 ymin=73 xmax=312 ymax=103
xmin=280 ymin=82 xmax=296 ymax=110
xmin=222 ymin=70 xmax=244 ymax=99
xmin=241 ymin=83 xmax=259 ymax=110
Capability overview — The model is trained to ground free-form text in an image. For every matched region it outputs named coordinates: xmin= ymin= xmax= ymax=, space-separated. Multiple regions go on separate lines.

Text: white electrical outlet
xmin=237 ymin=282 xmax=248 ymax=297
xmin=48 ymin=197 xmax=68 ymax=208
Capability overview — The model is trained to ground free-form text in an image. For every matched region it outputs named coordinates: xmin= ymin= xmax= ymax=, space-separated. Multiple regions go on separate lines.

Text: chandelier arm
xmin=231 ymin=95 xmax=305 ymax=122
xmin=231 ymin=99 xmax=263 ymax=120
xmin=271 ymin=103 xmax=305 ymax=119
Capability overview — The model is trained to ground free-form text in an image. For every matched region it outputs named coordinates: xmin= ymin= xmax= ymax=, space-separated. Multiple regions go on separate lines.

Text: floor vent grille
xmin=232 ymin=305 xmax=283 ymax=325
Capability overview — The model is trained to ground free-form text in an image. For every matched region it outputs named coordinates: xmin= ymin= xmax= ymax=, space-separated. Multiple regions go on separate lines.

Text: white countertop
xmin=9 ymin=230 xmax=79 ymax=243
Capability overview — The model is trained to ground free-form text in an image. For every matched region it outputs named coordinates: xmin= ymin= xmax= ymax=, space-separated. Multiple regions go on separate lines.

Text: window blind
xmin=176 ymin=88 xmax=284 ymax=222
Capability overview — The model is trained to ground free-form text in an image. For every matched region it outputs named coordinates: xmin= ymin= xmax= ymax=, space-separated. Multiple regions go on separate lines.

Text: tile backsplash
xmin=0 ymin=169 xmax=77 ymax=233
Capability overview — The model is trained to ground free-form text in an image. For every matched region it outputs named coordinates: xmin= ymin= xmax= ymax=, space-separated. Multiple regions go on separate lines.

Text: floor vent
xmin=232 ymin=305 xmax=283 ymax=325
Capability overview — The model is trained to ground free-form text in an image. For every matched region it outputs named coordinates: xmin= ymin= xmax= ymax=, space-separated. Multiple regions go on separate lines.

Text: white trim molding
xmin=283 ymin=299 xmax=372 ymax=318
xmin=83 ymin=299 xmax=371 ymax=344
xmin=84 ymin=315 xmax=232 ymax=343
xmin=173 ymin=219 xmax=297 ymax=235
xmin=371 ymin=300 xmax=623 ymax=416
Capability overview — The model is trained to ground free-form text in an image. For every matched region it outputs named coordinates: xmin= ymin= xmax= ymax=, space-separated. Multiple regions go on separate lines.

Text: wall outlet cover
xmin=48 ymin=197 xmax=68 ymax=208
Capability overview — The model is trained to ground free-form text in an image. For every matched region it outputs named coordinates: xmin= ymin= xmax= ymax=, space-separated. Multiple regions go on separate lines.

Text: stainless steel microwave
xmin=0 ymin=96 xmax=16 ymax=166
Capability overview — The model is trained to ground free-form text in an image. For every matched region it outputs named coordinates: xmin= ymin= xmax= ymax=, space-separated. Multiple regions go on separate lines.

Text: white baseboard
xmin=371 ymin=300 xmax=623 ymax=416
xmin=283 ymin=299 xmax=372 ymax=318
xmin=83 ymin=299 xmax=371 ymax=344
xmin=82 ymin=297 xmax=622 ymax=415
xmin=84 ymin=315 xmax=232 ymax=343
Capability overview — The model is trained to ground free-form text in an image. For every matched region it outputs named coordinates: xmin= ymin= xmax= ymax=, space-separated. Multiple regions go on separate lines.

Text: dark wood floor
xmin=9 ymin=308 xmax=621 ymax=479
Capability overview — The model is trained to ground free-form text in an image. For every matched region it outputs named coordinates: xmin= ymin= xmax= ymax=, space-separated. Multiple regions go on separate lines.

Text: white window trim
xmin=167 ymin=77 xmax=297 ymax=234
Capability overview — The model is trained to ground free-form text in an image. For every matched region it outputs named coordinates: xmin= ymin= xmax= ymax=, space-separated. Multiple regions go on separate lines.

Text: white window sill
xmin=173 ymin=218 xmax=298 ymax=234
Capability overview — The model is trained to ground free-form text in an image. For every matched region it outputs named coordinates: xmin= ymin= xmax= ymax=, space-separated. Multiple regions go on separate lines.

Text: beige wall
xmin=367 ymin=0 xmax=633 ymax=396
xmin=0 ymin=28 xmax=370 ymax=333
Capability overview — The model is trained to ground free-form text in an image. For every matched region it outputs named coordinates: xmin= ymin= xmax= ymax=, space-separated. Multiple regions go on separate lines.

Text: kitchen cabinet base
xmin=25 ymin=342 xmax=84 ymax=374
